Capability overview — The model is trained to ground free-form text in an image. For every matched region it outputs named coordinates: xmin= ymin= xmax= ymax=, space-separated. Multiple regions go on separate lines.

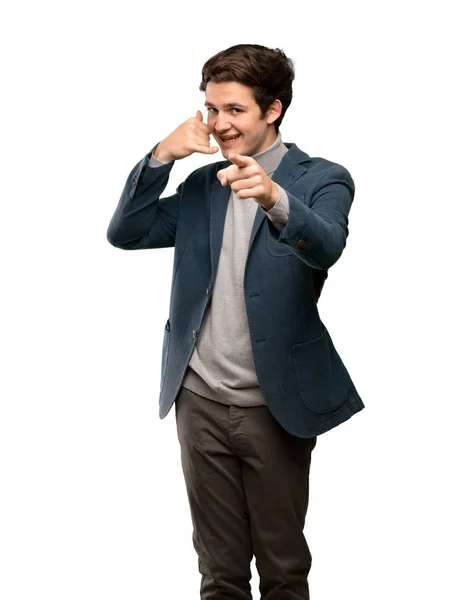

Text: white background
xmin=1 ymin=1 xmax=449 ymax=598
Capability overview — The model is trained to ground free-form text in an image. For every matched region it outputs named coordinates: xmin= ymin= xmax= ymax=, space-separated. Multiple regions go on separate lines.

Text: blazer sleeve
xmin=106 ymin=149 xmax=182 ymax=250
xmin=276 ymin=166 xmax=355 ymax=270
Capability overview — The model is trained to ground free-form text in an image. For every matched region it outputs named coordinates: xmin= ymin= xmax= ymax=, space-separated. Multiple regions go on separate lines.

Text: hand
xmin=216 ymin=153 xmax=280 ymax=210
xmin=153 ymin=111 xmax=219 ymax=162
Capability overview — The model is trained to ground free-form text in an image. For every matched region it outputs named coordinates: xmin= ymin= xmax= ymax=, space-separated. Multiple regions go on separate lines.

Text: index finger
xmin=227 ymin=153 xmax=255 ymax=168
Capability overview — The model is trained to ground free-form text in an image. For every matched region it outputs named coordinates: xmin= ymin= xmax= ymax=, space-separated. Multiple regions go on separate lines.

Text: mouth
xmin=217 ymin=133 xmax=242 ymax=147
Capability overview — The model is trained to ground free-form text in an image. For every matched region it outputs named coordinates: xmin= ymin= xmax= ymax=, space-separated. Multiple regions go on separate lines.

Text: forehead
xmin=204 ymin=81 xmax=256 ymax=106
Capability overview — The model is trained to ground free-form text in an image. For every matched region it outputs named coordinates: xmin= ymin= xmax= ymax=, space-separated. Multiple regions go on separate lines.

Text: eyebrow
xmin=204 ymin=102 xmax=247 ymax=109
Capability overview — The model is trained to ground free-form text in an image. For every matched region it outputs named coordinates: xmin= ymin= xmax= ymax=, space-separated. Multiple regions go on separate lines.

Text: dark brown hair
xmin=199 ymin=44 xmax=295 ymax=133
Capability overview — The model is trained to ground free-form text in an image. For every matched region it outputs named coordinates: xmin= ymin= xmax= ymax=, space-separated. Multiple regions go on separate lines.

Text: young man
xmin=107 ymin=44 xmax=364 ymax=600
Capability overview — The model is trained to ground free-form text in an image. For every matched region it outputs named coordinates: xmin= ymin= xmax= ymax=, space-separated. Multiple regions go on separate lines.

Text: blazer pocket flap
xmin=292 ymin=326 xmax=353 ymax=413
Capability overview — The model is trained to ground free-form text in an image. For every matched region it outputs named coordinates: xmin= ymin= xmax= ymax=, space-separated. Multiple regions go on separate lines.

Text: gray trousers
xmin=175 ymin=386 xmax=317 ymax=600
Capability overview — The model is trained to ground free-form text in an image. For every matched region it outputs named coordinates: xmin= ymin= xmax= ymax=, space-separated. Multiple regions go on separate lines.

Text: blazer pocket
xmin=160 ymin=319 xmax=171 ymax=389
xmin=292 ymin=326 xmax=353 ymax=413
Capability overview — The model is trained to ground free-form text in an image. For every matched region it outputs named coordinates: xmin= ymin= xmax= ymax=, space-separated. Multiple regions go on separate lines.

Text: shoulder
xmin=310 ymin=157 xmax=352 ymax=179
xmin=283 ymin=143 xmax=354 ymax=188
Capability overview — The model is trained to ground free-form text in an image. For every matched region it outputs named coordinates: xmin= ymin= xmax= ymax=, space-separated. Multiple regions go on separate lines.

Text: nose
xmin=214 ymin=112 xmax=232 ymax=134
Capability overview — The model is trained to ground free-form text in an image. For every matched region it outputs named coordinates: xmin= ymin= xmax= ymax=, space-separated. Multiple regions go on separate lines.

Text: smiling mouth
xmin=219 ymin=133 xmax=242 ymax=144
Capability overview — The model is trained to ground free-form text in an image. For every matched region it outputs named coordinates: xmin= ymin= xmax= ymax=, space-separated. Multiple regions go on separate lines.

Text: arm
xmin=275 ymin=166 xmax=355 ymax=270
xmin=107 ymin=111 xmax=219 ymax=250
xmin=106 ymin=147 xmax=181 ymax=250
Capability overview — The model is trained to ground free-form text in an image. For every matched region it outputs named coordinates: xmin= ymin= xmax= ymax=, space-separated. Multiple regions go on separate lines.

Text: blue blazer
xmin=107 ymin=143 xmax=364 ymax=438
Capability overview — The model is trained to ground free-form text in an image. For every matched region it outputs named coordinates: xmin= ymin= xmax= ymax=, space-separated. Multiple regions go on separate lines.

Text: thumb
xmin=217 ymin=169 xmax=227 ymax=186
xmin=196 ymin=110 xmax=203 ymax=122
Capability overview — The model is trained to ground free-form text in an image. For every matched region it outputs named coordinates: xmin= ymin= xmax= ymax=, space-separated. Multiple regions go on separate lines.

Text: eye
xmin=230 ymin=108 xmax=242 ymax=114
xmin=206 ymin=107 xmax=218 ymax=114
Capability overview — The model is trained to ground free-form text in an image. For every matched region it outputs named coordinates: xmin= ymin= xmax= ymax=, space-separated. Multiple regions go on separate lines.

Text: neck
xmin=251 ymin=132 xmax=288 ymax=175
xmin=257 ymin=127 xmax=277 ymax=154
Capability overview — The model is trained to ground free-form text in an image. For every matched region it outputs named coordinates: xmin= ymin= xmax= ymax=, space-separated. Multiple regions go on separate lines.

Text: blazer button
xmin=192 ymin=330 xmax=197 ymax=339
xmin=206 ymin=288 xmax=209 ymax=295
xmin=297 ymin=239 xmax=307 ymax=249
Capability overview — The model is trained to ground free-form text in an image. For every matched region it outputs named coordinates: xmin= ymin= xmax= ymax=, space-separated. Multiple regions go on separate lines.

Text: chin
xmin=221 ymin=147 xmax=234 ymax=158
xmin=221 ymin=144 xmax=247 ymax=159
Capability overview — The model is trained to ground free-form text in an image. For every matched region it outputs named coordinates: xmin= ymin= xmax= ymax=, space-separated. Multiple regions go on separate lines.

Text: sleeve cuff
xmin=263 ymin=185 xmax=289 ymax=231
xmin=148 ymin=154 xmax=174 ymax=168
xmin=147 ymin=143 xmax=175 ymax=168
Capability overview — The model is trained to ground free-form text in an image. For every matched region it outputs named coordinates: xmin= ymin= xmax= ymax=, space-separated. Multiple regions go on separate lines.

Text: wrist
xmin=262 ymin=182 xmax=280 ymax=211
xmin=153 ymin=143 xmax=174 ymax=163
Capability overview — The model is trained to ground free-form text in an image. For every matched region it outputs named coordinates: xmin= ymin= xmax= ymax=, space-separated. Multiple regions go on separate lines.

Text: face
xmin=204 ymin=81 xmax=281 ymax=159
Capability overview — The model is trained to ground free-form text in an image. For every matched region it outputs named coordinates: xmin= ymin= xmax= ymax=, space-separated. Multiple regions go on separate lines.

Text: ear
xmin=265 ymin=99 xmax=283 ymax=125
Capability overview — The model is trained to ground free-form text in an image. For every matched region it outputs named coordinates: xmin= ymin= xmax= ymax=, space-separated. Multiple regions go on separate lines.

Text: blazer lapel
xmin=208 ymin=144 xmax=310 ymax=278
xmin=209 ymin=164 xmax=232 ymax=279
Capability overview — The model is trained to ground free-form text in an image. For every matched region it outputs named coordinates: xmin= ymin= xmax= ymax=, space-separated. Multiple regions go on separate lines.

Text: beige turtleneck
xmin=150 ymin=133 xmax=290 ymax=406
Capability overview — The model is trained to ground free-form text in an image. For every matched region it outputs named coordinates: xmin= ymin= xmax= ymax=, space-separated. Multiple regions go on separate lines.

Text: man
xmin=107 ymin=44 xmax=364 ymax=600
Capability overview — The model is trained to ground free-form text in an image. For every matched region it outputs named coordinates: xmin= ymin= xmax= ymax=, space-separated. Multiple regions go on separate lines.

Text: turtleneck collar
xmin=250 ymin=132 xmax=288 ymax=176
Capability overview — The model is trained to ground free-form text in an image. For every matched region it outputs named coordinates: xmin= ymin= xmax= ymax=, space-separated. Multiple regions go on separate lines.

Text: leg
xmin=175 ymin=387 xmax=254 ymax=600
xmin=240 ymin=405 xmax=316 ymax=600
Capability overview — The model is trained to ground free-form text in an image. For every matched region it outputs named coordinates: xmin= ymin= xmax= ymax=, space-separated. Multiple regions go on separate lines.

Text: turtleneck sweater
xmin=149 ymin=133 xmax=290 ymax=406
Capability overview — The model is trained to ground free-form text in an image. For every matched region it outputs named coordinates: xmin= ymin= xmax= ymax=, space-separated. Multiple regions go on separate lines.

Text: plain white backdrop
xmin=1 ymin=1 xmax=449 ymax=598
